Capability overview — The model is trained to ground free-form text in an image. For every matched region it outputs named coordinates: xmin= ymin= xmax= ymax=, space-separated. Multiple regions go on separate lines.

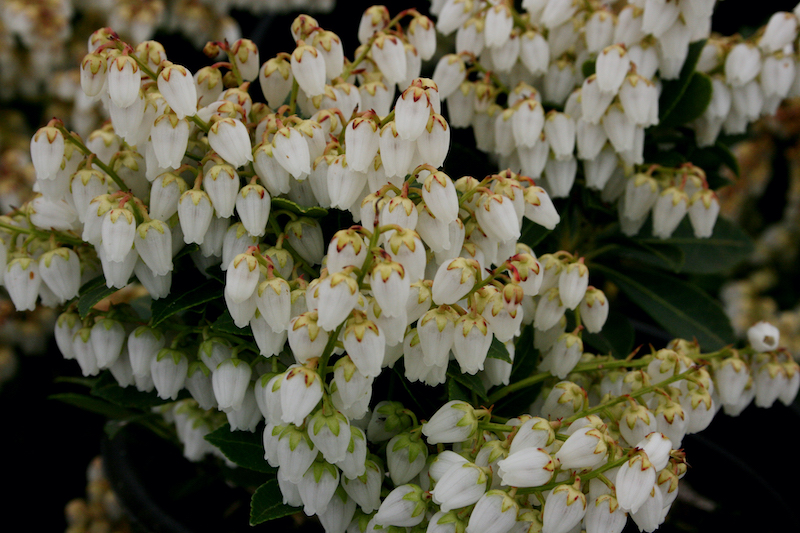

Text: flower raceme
xmin=7 ymin=5 xmax=800 ymax=533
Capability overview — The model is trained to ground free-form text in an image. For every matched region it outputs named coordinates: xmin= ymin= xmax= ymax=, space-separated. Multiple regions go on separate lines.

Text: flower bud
xmin=422 ymin=400 xmax=478 ymax=445
xmin=107 ymin=55 xmax=141 ymax=108
xmin=387 ymin=431 xmax=428 ymax=486
xmin=374 ymin=484 xmax=427 ymax=527
xmin=280 ymin=365 xmax=324 ymax=426
xmin=497 ymin=447 xmax=555 ymax=487
xmin=292 ymin=44 xmax=326 ymax=97
xmin=39 ymin=248 xmax=81 ymax=302
xmin=542 ymin=482 xmax=587 ymax=533
xmin=31 ymin=127 xmax=65 ymax=181
xmin=432 ymin=462 xmax=488 ymax=512
xmin=213 ymin=358 xmax=252 ymax=411
xmin=615 ymin=452 xmax=656 ymax=514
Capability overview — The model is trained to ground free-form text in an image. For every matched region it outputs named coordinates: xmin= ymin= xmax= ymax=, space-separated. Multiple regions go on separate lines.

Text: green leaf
xmin=250 ymin=478 xmax=300 ymax=525
xmin=494 ymin=326 xmax=543 ymax=417
xmin=173 ymin=243 xmax=199 ymax=260
xmin=150 ymin=279 xmax=222 ymax=327
xmin=486 ymin=336 xmax=512 ymax=363
xmin=446 ymin=363 xmax=488 ymax=402
xmin=205 ymin=424 xmax=276 ymax=474
xmin=211 ymin=310 xmax=253 ymax=335
xmin=659 ymin=39 xmax=707 ymax=122
xmin=91 ymin=371 xmax=172 ymax=410
xmin=638 ymin=217 xmax=753 ymax=274
xmin=713 ymin=141 xmax=740 ymax=178
xmin=519 ymin=219 xmax=552 ymax=249
xmin=49 ymin=392 xmax=132 ymax=419
xmin=616 ymin=237 xmax=686 ymax=273
xmin=582 ymin=309 xmax=634 ymax=358
xmin=447 ymin=379 xmax=472 ymax=403
xmin=659 ymin=72 xmax=713 ymax=128
xmin=594 ymin=264 xmax=735 ymax=350
xmin=581 ymin=59 xmax=596 ymax=78
xmin=77 ymin=276 xmax=119 ymax=318
xmin=271 ymin=197 xmax=328 ymax=218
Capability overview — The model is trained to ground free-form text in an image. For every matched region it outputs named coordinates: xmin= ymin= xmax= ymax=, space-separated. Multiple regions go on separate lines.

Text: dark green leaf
xmin=713 ymin=141 xmax=740 ymax=178
xmin=211 ymin=310 xmax=253 ymax=335
xmin=617 ymin=238 xmax=685 ymax=273
xmin=446 ymin=363 xmax=488 ymax=402
xmin=493 ymin=326 xmax=544 ymax=416
xmin=519 ymin=219 xmax=552 ymax=249
xmin=594 ymin=264 xmax=735 ymax=350
xmin=659 ymin=39 xmax=707 ymax=122
xmin=638 ymin=217 xmax=753 ymax=274
xmin=581 ymin=59 xmax=596 ymax=78
xmin=174 ymin=243 xmax=199 ymax=260
xmin=205 ymin=265 xmax=225 ymax=283
xmin=150 ymin=280 xmax=223 ymax=326
xmin=54 ymin=376 xmax=98 ymax=387
xmin=271 ymin=197 xmax=328 ymax=218
xmin=486 ymin=336 xmax=512 ymax=363
xmin=509 ymin=325 xmax=537 ymax=383
xmin=49 ymin=392 xmax=132 ymax=419
xmin=659 ymin=72 xmax=713 ymax=128
xmin=250 ymin=478 xmax=300 ymax=525
xmin=78 ymin=276 xmax=119 ymax=318
xmin=205 ymin=424 xmax=276 ymax=474
xmin=91 ymin=371 xmax=172 ymax=410
xmin=582 ymin=309 xmax=634 ymax=358
xmin=446 ymin=379 xmax=472 ymax=403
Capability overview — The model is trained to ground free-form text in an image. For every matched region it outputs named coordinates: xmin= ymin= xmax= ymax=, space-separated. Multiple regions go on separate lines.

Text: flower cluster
xmin=3 ymin=2 xmax=800 ymax=533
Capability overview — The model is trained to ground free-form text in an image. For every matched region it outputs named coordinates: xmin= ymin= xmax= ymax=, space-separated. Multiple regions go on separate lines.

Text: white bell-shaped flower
xmin=107 ymin=55 xmax=141 ymax=108
xmin=273 ymin=126 xmax=311 ymax=179
xmin=342 ymin=311 xmax=385 ymax=378
xmin=345 ymin=115 xmax=380 ymax=172
xmin=178 ymin=189 xmax=214 ymax=244
xmin=212 ymin=358 xmax=252 ymax=411
xmin=584 ymin=494 xmax=627 ymax=533
xmin=90 ymin=318 xmax=125 ymax=369
xmin=128 ymin=326 xmax=165 ymax=378
xmin=374 ymin=484 xmax=427 ymax=527
xmin=208 ymin=118 xmax=253 ymax=169
xmin=422 ymin=400 xmax=478 ymax=445
xmin=73 ymin=328 xmax=100 ymax=377
xmin=432 ymin=54 xmax=467 ymax=100
xmin=30 ymin=126 xmax=65 ymax=181
xmin=287 ymin=311 xmax=329 ymax=363
xmin=386 ymin=431 xmax=428 ymax=486
xmin=157 ymin=62 xmax=197 ymax=119
xmin=134 ymin=220 xmax=173 ymax=276
xmin=452 ymin=312 xmax=492 ymax=375
xmin=151 ymin=348 xmax=189 ymax=401
xmin=279 ymin=365 xmax=324 ymax=426
xmin=291 ymin=44 xmax=326 ymax=97
xmin=615 ymin=452 xmax=656 ymax=513
xmin=542 ymin=482 xmax=587 ymax=533
xmin=431 ymin=462 xmax=488 ymax=512
xmin=151 ymin=114 xmax=190 ymax=170
xmin=259 ymin=56 xmax=293 ymax=109
xmin=226 ymin=253 xmax=260 ymax=304
xmin=747 ymin=321 xmax=780 ymax=352
xmin=39 ymin=248 xmax=81 ymax=302
xmin=235 ymin=183 xmax=271 ymax=237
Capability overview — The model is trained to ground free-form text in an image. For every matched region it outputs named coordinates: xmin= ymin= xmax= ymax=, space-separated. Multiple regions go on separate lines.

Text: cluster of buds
xmin=3 ymin=3 xmax=800 ymax=533
xmin=424 ymin=0 xmax=717 ymax=203
xmin=610 ymin=163 xmax=720 ymax=239
xmin=693 ymin=8 xmax=800 ymax=145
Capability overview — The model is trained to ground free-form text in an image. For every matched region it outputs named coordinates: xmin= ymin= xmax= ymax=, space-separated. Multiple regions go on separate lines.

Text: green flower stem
xmin=55 ymin=126 xmax=130 ymax=193
xmin=225 ymin=52 xmax=245 ymax=87
xmin=119 ymin=42 xmax=159 ymax=80
xmin=486 ymin=372 xmax=551 ymax=405
xmin=316 ymin=224 xmax=383 ymax=381
xmin=0 ymin=221 xmax=83 ymax=247
xmin=341 ymin=10 xmax=412 ymax=79
xmin=479 ymin=422 xmax=516 ymax=434
xmin=188 ymin=115 xmax=211 ymax=133
xmin=379 ymin=109 xmax=395 ymax=127
xmin=288 ymin=79 xmax=300 ymax=116
xmin=563 ymin=368 xmax=695 ymax=425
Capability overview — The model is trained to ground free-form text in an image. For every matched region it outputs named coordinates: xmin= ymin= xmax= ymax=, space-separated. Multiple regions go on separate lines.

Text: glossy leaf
xmin=211 ymin=310 xmax=253 ymax=335
xmin=659 ymin=72 xmax=713 ymax=128
xmin=49 ymin=392 xmax=132 ymax=419
xmin=594 ymin=264 xmax=735 ymax=350
xmin=446 ymin=363 xmax=488 ymax=402
xmin=659 ymin=39 xmax=707 ymax=122
xmin=486 ymin=336 xmax=512 ymax=363
xmin=78 ymin=276 xmax=119 ymax=318
xmin=639 ymin=217 xmax=753 ymax=274
xmin=250 ymin=478 xmax=300 ymax=525
xmin=519 ymin=219 xmax=552 ymax=249
xmin=91 ymin=371 xmax=173 ymax=409
xmin=582 ymin=309 xmax=635 ymax=358
xmin=150 ymin=279 xmax=222 ymax=326
xmin=205 ymin=424 xmax=276 ymax=474
xmin=271 ymin=197 xmax=327 ymax=217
